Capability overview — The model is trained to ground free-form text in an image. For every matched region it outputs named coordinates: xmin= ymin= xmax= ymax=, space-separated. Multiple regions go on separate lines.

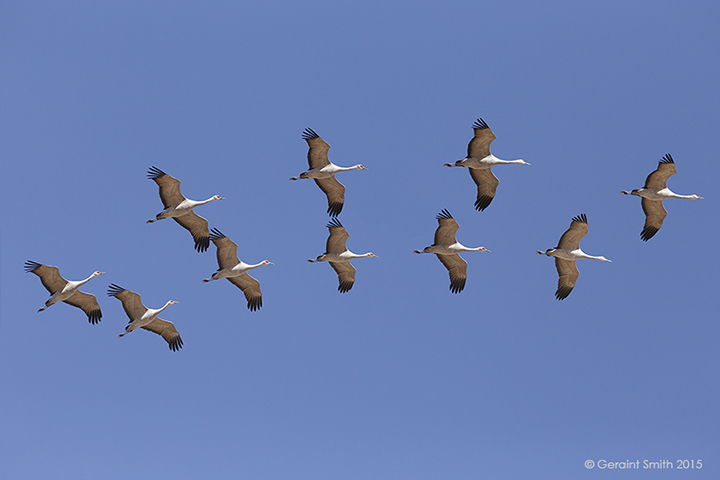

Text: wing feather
xmin=314 ymin=177 xmax=345 ymax=217
xmin=142 ymin=318 xmax=183 ymax=351
xmin=107 ymin=284 xmax=147 ymax=321
xmin=329 ymin=261 xmax=356 ymax=293
xmin=25 ymin=261 xmax=68 ymax=293
xmin=173 ymin=211 xmax=210 ymax=252
xmin=227 ymin=274 xmax=263 ymax=311
xmin=147 ymin=166 xmax=185 ymax=208
xmin=303 ymin=128 xmax=331 ymax=169
xmin=554 ymin=258 xmax=579 ymax=300
xmin=433 ymin=209 xmax=460 ymax=245
xmin=556 ymin=214 xmax=589 ymax=250
xmin=436 ymin=254 xmax=467 ymax=294
xmin=325 ymin=218 xmax=350 ymax=253
xmin=468 ymin=168 xmax=499 ymax=211
xmin=644 ymin=154 xmax=677 ymax=190
xmin=466 ymin=118 xmax=496 ymax=159
xmin=209 ymin=229 xmax=240 ymax=269
xmin=640 ymin=198 xmax=667 ymax=241
xmin=64 ymin=291 xmax=102 ymax=324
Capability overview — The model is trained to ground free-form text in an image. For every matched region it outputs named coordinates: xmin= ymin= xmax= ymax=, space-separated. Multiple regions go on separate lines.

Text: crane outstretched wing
xmin=466 ymin=118 xmax=496 ymax=159
xmin=148 ymin=166 xmax=185 ymax=208
xmin=640 ymin=199 xmax=667 ymax=241
xmin=142 ymin=318 xmax=183 ymax=351
xmin=64 ymin=291 xmax=102 ymax=324
xmin=436 ymin=254 xmax=467 ymax=294
xmin=554 ymin=258 xmax=579 ymax=300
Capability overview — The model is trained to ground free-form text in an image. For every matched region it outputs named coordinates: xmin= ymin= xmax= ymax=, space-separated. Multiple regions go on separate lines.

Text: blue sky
xmin=1 ymin=1 xmax=718 ymax=479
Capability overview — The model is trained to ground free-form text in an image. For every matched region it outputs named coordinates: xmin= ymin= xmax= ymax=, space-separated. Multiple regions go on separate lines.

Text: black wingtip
xmin=169 ymin=337 xmax=183 ymax=352
xmin=472 ymin=118 xmax=489 ymax=130
xmin=449 ymin=278 xmax=466 ymax=294
xmin=302 ymin=127 xmax=319 ymax=140
xmin=571 ymin=213 xmax=588 ymax=224
xmin=194 ymin=236 xmax=210 ymax=253
xmin=660 ymin=153 xmax=674 ymax=164
xmin=327 ymin=202 xmax=343 ymax=216
xmin=474 ymin=195 xmax=493 ymax=211
xmin=24 ymin=260 xmax=42 ymax=273
xmin=88 ymin=310 xmax=102 ymax=325
xmin=209 ymin=228 xmax=225 ymax=241
xmin=640 ymin=226 xmax=659 ymax=242
xmin=327 ymin=217 xmax=343 ymax=229
xmin=247 ymin=298 xmax=262 ymax=311
xmin=338 ymin=281 xmax=353 ymax=293
xmin=147 ymin=166 xmax=166 ymax=179
xmin=436 ymin=209 xmax=453 ymax=220
xmin=555 ymin=287 xmax=572 ymax=300
xmin=107 ymin=283 xmax=124 ymax=297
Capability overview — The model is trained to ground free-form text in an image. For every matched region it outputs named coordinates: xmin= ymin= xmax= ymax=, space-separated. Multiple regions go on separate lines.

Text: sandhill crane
xmin=414 ymin=209 xmax=489 ymax=293
xmin=620 ymin=154 xmax=703 ymax=241
xmin=107 ymin=284 xmax=182 ymax=351
xmin=146 ymin=166 xmax=225 ymax=252
xmin=203 ymin=228 xmax=273 ymax=311
xmin=536 ymin=214 xmax=611 ymax=300
xmin=308 ymin=218 xmax=377 ymax=293
xmin=290 ymin=128 xmax=367 ymax=216
xmin=444 ymin=118 xmax=529 ymax=211
xmin=25 ymin=261 xmax=104 ymax=324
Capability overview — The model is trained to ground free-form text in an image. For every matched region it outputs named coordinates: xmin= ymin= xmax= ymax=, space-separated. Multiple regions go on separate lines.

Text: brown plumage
xmin=108 ymin=284 xmax=183 ymax=351
xmin=308 ymin=218 xmax=377 ymax=293
xmin=290 ymin=128 xmax=367 ymax=216
xmin=536 ymin=214 xmax=611 ymax=300
xmin=147 ymin=166 xmax=225 ymax=252
xmin=204 ymin=229 xmax=272 ymax=311
xmin=25 ymin=261 xmax=103 ymax=324
xmin=445 ymin=118 xmax=529 ymax=211
xmin=620 ymin=154 xmax=703 ymax=241
xmin=414 ymin=210 xmax=489 ymax=293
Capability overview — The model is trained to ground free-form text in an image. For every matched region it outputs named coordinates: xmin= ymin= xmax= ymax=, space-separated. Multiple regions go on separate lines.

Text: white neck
xmin=670 ymin=192 xmax=702 ymax=199
xmin=455 ymin=242 xmax=487 ymax=252
xmin=78 ymin=272 xmax=101 ymax=286
xmin=347 ymin=251 xmax=375 ymax=259
xmin=152 ymin=300 xmax=175 ymax=315
xmin=493 ymin=156 xmax=528 ymax=165
xmin=197 ymin=196 xmax=219 ymax=206
xmin=245 ymin=261 xmax=269 ymax=270
xmin=583 ymin=253 xmax=611 ymax=262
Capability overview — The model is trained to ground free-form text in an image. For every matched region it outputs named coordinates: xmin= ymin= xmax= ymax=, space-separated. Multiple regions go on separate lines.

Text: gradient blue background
xmin=1 ymin=1 xmax=718 ymax=478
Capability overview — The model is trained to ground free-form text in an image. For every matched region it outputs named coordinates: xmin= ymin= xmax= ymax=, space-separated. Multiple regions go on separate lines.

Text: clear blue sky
xmin=1 ymin=1 xmax=718 ymax=479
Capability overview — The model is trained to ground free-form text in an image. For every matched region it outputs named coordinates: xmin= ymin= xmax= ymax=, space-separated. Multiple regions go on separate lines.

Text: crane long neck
xmin=454 ymin=243 xmax=485 ymax=252
xmin=347 ymin=251 xmax=373 ymax=259
xmin=337 ymin=164 xmax=363 ymax=172
xmin=78 ymin=273 xmax=99 ymax=285
xmin=154 ymin=301 xmax=174 ymax=315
